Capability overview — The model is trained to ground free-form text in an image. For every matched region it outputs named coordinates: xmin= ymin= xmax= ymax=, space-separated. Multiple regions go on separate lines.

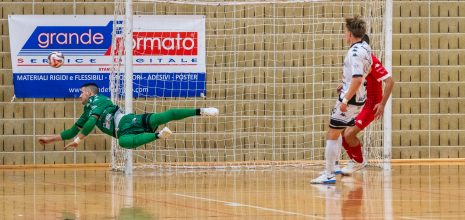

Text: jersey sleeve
xmin=60 ymin=125 xmax=80 ymax=140
xmin=80 ymin=116 xmax=98 ymax=136
xmin=75 ymin=108 xmax=90 ymax=128
xmin=371 ymin=55 xmax=391 ymax=81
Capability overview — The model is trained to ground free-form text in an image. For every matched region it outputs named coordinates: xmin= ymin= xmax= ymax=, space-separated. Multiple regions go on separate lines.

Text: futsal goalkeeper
xmin=38 ymin=83 xmax=219 ymax=149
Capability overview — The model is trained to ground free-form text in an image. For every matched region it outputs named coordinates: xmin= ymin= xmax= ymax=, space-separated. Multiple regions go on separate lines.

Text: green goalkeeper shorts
xmin=116 ymin=113 xmax=153 ymax=137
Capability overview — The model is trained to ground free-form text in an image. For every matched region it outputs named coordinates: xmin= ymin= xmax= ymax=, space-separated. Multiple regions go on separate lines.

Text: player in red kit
xmin=339 ymin=34 xmax=395 ymax=175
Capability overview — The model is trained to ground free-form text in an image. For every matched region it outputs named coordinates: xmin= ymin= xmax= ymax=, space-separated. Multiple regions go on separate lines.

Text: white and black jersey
xmin=329 ymin=41 xmax=372 ymax=129
xmin=339 ymin=41 xmax=372 ymax=106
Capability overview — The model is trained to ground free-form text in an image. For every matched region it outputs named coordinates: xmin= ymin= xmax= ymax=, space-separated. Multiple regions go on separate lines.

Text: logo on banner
xmin=17 ymin=21 xmax=199 ymax=67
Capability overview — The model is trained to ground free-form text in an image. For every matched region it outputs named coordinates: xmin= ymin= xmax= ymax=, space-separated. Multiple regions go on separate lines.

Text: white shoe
xmin=341 ymin=160 xmax=366 ymax=175
xmin=200 ymin=107 xmax=219 ymax=116
xmin=157 ymin=127 xmax=172 ymax=139
xmin=310 ymin=171 xmax=336 ymax=184
xmin=335 ymin=164 xmax=342 ymax=175
xmin=318 ymin=165 xmax=341 ymax=175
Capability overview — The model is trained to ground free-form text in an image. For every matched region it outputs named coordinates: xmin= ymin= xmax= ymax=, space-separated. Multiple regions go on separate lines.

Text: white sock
xmin=325 ymin=140 xmax=339 ymax=175
xmin=335 ymin=135 xmax=342 ymax=166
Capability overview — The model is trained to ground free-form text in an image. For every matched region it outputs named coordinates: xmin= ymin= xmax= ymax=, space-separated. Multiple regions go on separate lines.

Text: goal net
xmin=110 ymin=0 xmax=389 ymax=172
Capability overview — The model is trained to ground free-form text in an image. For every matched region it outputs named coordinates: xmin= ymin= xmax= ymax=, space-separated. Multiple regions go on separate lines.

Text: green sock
xmin=149 ymin=108 xmax=198 ymax=130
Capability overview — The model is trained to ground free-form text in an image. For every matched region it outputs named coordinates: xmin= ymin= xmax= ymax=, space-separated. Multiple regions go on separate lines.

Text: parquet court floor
xmin=1 ymin=163 xmax=464 ymax=219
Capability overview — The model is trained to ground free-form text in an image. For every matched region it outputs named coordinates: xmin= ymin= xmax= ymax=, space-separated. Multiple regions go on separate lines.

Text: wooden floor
xmin=1 ymin=163 xmax=465 ymax=219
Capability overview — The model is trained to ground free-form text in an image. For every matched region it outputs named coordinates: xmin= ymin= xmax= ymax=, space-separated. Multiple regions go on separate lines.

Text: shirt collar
xmin=350 ymin=40 xmax=364 ymax=48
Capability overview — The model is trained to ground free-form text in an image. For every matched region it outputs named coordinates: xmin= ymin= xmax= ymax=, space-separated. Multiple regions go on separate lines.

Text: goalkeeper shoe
xmin=341 ymin=160 xmax=366 ymax=175
xmin=200 ymin=107 xmax=219 ymax=116
xmin=157 ymin=127 xmax=172 ymax=139
xmin=310 ymin=171 xmax=336 ymax=184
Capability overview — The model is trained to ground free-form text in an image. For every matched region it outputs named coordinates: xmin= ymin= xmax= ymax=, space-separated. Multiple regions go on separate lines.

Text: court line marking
xmin=42 ymin=180 xmax=235 ymax=217
xmin=173 ymin=193 xmax=325 ymax=219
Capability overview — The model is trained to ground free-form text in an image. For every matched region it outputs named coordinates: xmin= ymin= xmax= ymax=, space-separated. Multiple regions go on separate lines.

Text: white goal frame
xmin=110 ymin=0 xmax=393 ymax=173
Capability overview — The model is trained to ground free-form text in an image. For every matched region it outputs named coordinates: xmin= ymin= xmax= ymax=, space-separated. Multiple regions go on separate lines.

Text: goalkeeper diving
xmin=38 ymin=83 xmax=219 ymax=149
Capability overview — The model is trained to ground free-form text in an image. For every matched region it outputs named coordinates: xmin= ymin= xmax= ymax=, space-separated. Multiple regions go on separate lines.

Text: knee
xmin=326 ymin=128 xmax=342 ymax=140
xmin=118 ymin=136 xmax=134 ymax=149
xmin=343 ymin=128 xmax=358 ymax=139
xmin=118 ymin=141 xmax=130 ymax=149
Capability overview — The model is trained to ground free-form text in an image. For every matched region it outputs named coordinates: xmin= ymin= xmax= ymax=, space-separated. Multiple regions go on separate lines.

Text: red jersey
xmin=365 ymin=54 xmax=390 ymax=106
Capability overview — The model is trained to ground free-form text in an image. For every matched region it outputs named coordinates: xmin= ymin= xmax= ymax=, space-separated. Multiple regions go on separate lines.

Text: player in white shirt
xmin=311 ymin=16 xmax=372 ymax=184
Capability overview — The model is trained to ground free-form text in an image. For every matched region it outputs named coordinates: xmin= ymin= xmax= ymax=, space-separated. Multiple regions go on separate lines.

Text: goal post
xmin=383 ymin=0 xmax=393 ymax=170
xmin=123 ymin=0 xmax=134 ymax=175
xmin=110 ymin=0 xmax=134 ymax=173
xmin=110 ymin=0 xmax=391 ymax=172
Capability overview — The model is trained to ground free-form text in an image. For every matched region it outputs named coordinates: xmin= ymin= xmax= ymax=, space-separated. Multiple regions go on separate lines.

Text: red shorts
xmin=354 ymin=104 xmax=376 ymax=130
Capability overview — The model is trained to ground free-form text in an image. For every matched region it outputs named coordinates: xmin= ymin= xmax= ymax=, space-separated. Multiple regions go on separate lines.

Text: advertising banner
xmin=8 ymin=15 xmax=206 ymax=98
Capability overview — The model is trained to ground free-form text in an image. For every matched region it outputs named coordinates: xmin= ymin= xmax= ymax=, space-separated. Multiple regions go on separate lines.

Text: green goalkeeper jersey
xmin=75 ymin=94 xmax=119 ymax=137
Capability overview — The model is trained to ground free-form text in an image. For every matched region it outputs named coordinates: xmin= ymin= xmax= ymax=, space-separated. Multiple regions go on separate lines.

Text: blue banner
xmin=8 ymin=15 xmax=207 ymax=98
xmin=13 ymin=73 xmax=206 ymax=98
